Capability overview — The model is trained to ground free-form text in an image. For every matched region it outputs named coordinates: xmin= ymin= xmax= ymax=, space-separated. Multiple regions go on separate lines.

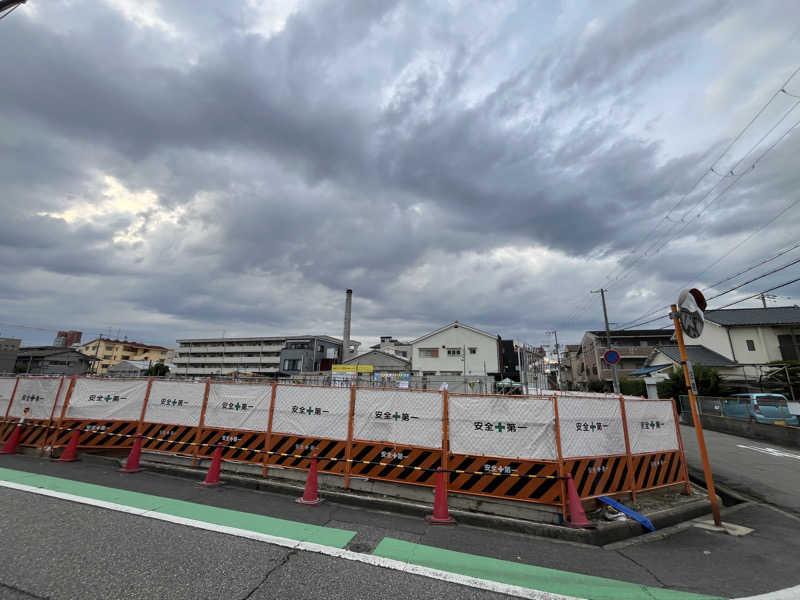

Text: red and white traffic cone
xmin=565 ymin=473 xmax=596 ymax=529
xmin=425 ymin=467 xmax=456 ymax=525
xmin=296 ymin=454 xmax=324 ymax=505
xmin=57 ymin=428 xmax=81 ymax=462
xmin=0 ymin=423 xmax=23 ymax=455
xmin=197 ymin=445 xmax=224 ymax=487
xmin=120 ymin=434 xmax=144 ymax=474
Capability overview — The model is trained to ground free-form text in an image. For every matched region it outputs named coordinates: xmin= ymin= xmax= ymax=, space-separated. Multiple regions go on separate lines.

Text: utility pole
xmin=591 ymin=289 xmax=620 ymax=393
xmin=545 ymin=331 xmax=561 ymax=390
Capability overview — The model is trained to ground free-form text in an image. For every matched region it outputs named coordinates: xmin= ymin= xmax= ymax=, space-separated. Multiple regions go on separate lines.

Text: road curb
xmin=126 ymin=455 xmax=712 ymax=546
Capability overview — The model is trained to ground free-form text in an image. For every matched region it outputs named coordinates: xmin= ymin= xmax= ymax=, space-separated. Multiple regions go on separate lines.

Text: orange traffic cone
xmin=425 ymin=467 xmax=456 ymax=525
xmin=57 ymin=429 xmax=81 ymax=462
xmin=120 ymin=434 xmax=144 ymax=474
xmin=565 ymin=473 xmax=595 ymax=528
xmin=296 ymin=454 xmax=324 ymax=505
xmin=197 ymin=445 xmax=224 ymax=487
xmin=0 ymin=423 xmax=23 ymax=455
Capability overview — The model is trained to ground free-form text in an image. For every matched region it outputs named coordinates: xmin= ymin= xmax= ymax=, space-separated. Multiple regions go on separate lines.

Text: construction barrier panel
xmin=446 ymin=394 xmax=561 ymax=504
xmin=8 ymin=377 xmax=64 ymax=447
xmin=0 ymin=377 xmax=18 ymax=442
xmin=52 ymin=377 xmax=149 ymax=449
xmin=141 ymin=380 xmax=206 ymax=456
xmin=350 ymin=389 xmax=443 ymax=487
xmin=194 ymin=382 xmax=271 ymax=464
xmin=623 ymin=399 xmax=679 ymax=455
xmin=0 ymin=377 xmax=690 ymax=505
xmin=557 ymin=395 xmax=626 ymax=458
xmin=266 ymin=385 xmax=350 ymax=474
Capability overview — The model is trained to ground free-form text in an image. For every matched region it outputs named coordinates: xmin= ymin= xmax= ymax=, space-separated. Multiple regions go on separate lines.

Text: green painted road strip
xmin=0 ymin=467 xmax=355 ymax=548
xmin=373 ymin=538 xmax=725 ymax=600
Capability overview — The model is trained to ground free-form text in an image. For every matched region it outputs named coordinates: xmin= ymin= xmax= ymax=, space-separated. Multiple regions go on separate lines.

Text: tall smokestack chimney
xmin=342 ymin=289 xmax=353 ymax=362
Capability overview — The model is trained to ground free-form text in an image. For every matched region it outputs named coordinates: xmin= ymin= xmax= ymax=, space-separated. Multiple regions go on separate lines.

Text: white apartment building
xmin=409 ymin=322 xmax=501 ymax=376
xmin=173 ymin=336 xmax=286 ymax=377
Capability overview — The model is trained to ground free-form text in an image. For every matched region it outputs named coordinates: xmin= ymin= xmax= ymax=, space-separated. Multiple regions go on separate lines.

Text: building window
xmin=419 ymin=348 xmax=439 ymax=358
xmin=422 ymin=371 xmax=436 ymax=376
xmin=746 ymin=339 xmax=756 ymax=352
xmin=468 ymin=347 xmax=477 ymax=355
xmin=397 ymin=351 xmax=407 ymax=357
xmin=447 ymin=348 xmax=461 ymax=357
xmin=103 ymin=354 xmax=112 ymax=359
xmin=122 ymin=355 xmax=130 ymax=360
xmin=283 ymin=359 xmax=300 ymax=371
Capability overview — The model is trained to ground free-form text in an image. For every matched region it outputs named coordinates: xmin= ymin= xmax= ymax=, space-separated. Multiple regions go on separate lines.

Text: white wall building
xmin=409 ymin=322 xmax=500 ymax=376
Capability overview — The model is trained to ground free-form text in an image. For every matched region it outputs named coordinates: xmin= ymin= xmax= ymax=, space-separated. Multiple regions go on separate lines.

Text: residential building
xmin=690 ymin=307 xmax=800 ymax=370
xmin=53 ymin=330 xmax=82 ymax=348
xmin=370 ymin=336 xmax=411 ymax=359
xmin=559 ymin=344 xmax=582 ymax=390
xmin=280 ymin=336 xmax=353 ymax=375
xmin=409 ymin=322 xmax=501 ymax=377
xmin=106 ymin=360 xmax=152 ymax=377
xmin=341 ymin=349 xmax=411 ymax=375
xmin=499 ymin=340 xmax=547 ymax=388
xmin=16 ymin=347 xmax=96 ymax=375
xmin=638 ymin=306 xmax=800 ymax=387
xmin=574 ymin=329 xmax=675 ymax=389
xmin=173 ymin=335 xmax=359 ymax=377
xmin=79 ymin=338 xmax=170 ymax=375
xmin=0 ymin=338 xmax=21 ymax=374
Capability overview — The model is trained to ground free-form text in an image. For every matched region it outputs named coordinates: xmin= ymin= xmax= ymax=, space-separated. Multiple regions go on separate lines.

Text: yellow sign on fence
xmin=332 ymin=365 xmax=374 ymax=373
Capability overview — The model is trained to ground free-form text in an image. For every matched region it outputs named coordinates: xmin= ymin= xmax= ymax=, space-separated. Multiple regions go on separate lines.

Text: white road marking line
xmin=736 ymin=444 xmax=800 ymax=461
xmin=0 ymin=479 xmax=579 ymax=600
xmin=734 ymin=585 xmax=800 ymax=600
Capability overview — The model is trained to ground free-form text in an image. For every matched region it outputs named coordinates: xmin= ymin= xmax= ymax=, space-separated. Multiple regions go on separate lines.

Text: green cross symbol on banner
xmin=307 ymin=407 xmax=313 ymax=415
xmin=235 ymin=403 xmax=241 ymax=411
xmin=105 ymin=395 xmax=112 ymax=402
xmin=590 ymin=423 xmax=596 ymax=431
xmin=172 ymin=399 xmax=177 ymax=406
xmin=650 ymin=421 xmax=656 ymax=429
xmin=495 ymin=423 xmax=505 ymax=432
xmin=393 ymin=412 xmax=401 ymax=420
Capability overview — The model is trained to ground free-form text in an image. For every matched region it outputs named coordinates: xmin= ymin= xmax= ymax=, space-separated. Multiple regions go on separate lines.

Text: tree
xmin=586 ymin=378 xmax=607 ymax=392
xmin=145 ymin=363 xmax=170 ymax=377
xmin=619 ymin=377 xmax=646 ymax=397
xmin=656 ymin=364 xmax=724 ymax=399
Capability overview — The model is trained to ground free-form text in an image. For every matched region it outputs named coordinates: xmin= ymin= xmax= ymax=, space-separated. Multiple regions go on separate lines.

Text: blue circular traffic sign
xmin=604 ymin=350 xmax=620 ymax=365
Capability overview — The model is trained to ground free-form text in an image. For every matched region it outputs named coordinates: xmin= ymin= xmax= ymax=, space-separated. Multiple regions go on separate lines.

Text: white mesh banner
xmin=624 ymin=400 xmax=679 ymax=454
xmin=9 ymin=378 xmax=63 ymax=420
xmin=0 ymin=377 xmax=17 ymax=418
xmin=65 ymin=378 xmax=148 ymax=421
xmin=448 ymin=395 xmax=557 ymax=460
xmin=144 ymin=380 xmax=206 ymax=427
xmin=558 ymin=396 xmax=626 ymax=458
xmin=272 ymin=385 xmax=350 ymax=440
xmin=203 ymin=383 xmax=271 ymax=431
xmin=353 ymin=389 xmax=442 ymax=448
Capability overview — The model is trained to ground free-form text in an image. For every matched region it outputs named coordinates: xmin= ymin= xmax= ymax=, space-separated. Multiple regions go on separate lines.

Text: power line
xmin=599 ymin=65 xmax=800 ymax=287
xmin=710 ymin=276 xmax=800 ymax=310
xmin=704 ymin=255 xmax=800 ymax=301
xmin=705 ymin=239 xmax=800 ymax=290
xmin=610 ymin=99 xmax=800 ymax=289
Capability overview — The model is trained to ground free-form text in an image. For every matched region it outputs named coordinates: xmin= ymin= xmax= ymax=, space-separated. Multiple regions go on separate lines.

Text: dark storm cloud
xmin=1 ymin=0 xmax=799 ymax=348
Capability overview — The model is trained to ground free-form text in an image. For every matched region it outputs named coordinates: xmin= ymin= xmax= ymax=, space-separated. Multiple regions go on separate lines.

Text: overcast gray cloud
xmin=2 ymin=0 xmax=800 ymax=351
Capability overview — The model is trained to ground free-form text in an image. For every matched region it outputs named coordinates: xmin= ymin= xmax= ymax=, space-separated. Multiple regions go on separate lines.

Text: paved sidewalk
xmin=0 ymin=454 xmax=798 ymax=599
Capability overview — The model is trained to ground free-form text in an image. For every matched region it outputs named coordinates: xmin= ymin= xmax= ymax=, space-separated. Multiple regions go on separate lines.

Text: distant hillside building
xmin=79 ymin=338 xmax=169 ymax=375
xmin=53 ymin=330 xmax=82 ymax=348
xmin=16 ymin=347 xmax=96 ymax=375
xmin=173 ymin=335 xmax=360 ymax=377
xmin=574 ymin=329 xmax=675 ymax=390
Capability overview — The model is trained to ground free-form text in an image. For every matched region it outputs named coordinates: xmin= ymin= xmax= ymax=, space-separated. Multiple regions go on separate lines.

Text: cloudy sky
xmin=2 ymin=0 xmax=800 ymax=351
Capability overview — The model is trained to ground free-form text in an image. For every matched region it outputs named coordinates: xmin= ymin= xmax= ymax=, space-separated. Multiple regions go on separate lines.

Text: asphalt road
xmin=680 ymin=424 xmax=800 ymax=514
xmin=1 ymin=454 xmax=800 ymax=599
